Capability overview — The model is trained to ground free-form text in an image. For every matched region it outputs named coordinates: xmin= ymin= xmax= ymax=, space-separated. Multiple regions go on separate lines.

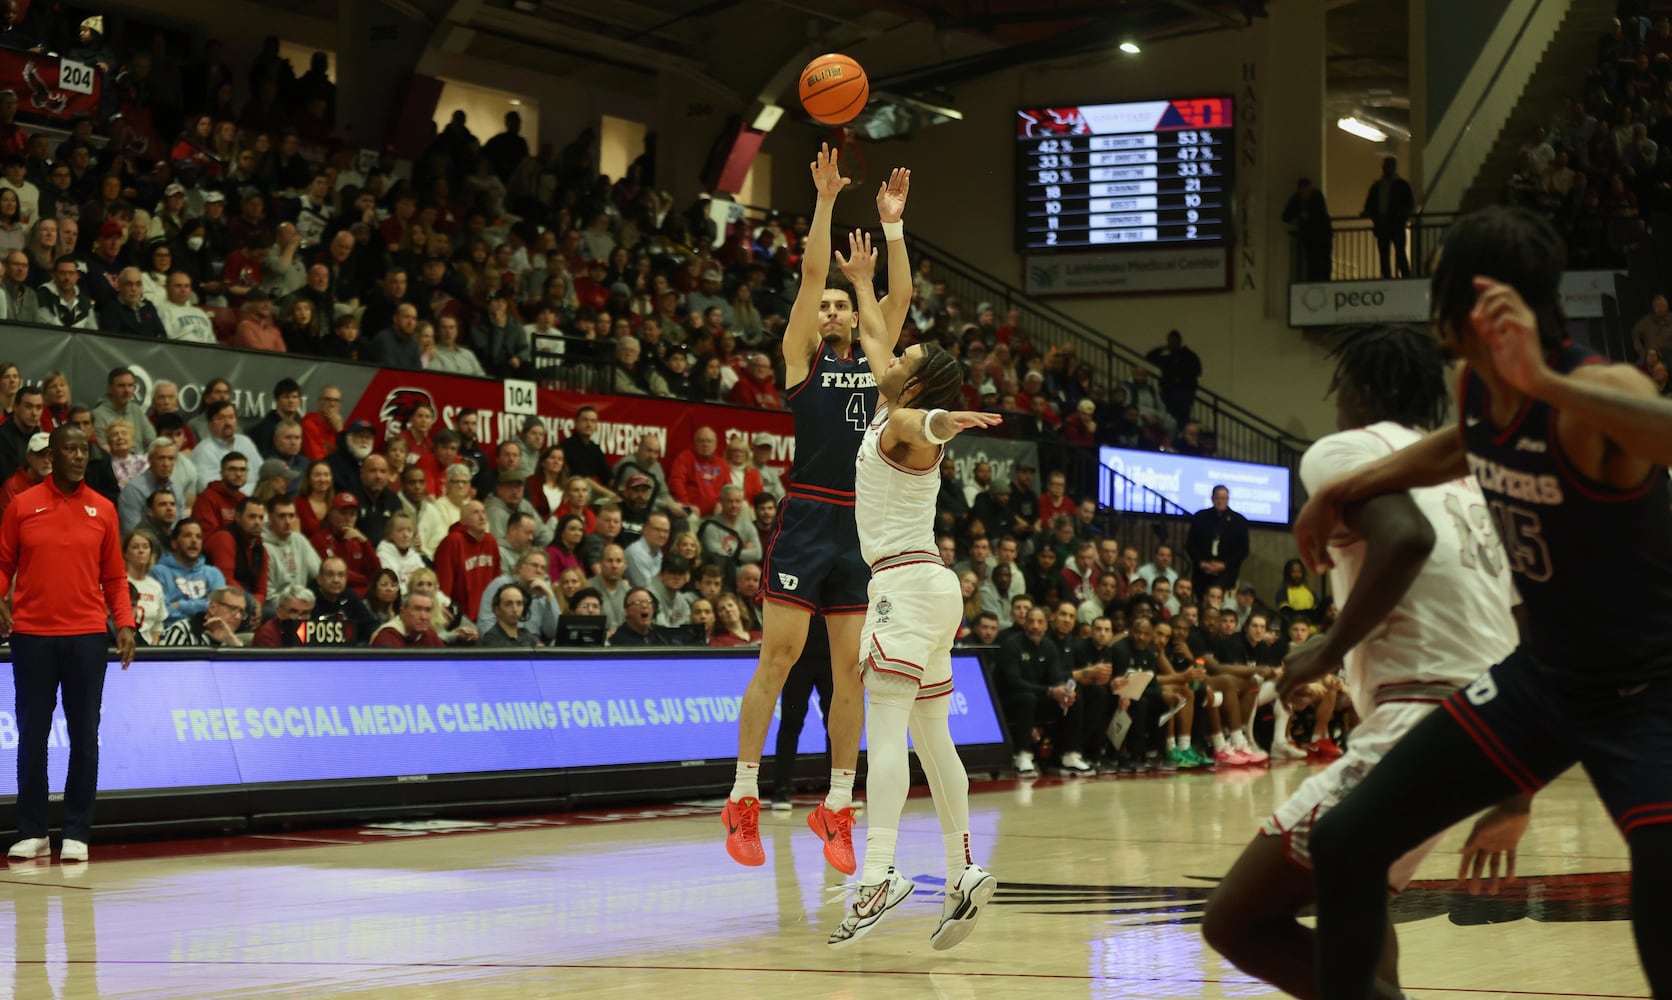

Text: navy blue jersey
xmin=783 ymin=343 xmax=878 ymax=505
xmin=1460 ymin=342 xmax=1672 ymax=680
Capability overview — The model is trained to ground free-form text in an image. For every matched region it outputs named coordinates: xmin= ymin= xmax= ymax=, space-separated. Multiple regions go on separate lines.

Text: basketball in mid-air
xmin=799 ymin=53 xmax=868 ymax=125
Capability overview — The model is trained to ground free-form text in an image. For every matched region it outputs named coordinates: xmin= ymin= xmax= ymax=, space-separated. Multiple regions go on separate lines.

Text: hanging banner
xmin=0 ymin=49 xmax=103 ymax=123
xmin=945 ymin=435 xmax=1039 ymax=489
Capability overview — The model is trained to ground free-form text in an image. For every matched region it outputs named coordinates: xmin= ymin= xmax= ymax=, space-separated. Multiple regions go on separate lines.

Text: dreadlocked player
xmin=823 ymin=226 xmax=1003 ymax=949
xmin=1203 ymin=325 xmax=1523 ymax=1000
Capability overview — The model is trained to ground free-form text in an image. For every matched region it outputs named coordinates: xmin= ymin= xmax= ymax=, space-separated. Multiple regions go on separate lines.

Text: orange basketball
xmin=799 ymin=53 xmax=869 ymax=125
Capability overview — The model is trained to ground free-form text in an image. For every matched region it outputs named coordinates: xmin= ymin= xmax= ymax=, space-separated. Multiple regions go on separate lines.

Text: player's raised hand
xmin=1472 ymin=277 xmax=1550 ymax=396
xmin=809 ymin=142 xmax=851 ymax=200
xmin=832 ymin=229 xmax=876 ymax=283
xmin=877 ymin=167 xmax=911 ymax=224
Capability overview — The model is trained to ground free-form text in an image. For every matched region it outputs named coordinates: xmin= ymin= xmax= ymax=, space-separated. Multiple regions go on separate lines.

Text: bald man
xmin=98 ymin=266 xmax=166 ymax=338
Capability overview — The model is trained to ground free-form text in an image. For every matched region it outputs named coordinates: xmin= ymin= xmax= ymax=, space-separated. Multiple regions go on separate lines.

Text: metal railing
xmin=901 ymin=232 xmax=1311 ymax=476
xmin=1311 ymin=213 xmax=1457 ymax=282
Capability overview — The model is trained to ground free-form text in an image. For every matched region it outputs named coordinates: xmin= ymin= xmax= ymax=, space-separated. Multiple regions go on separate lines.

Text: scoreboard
xmin=1015 ymin=98 xmax=1235 ymax=253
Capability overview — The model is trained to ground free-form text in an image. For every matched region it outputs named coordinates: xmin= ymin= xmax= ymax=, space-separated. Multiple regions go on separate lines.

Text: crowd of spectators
xmin=1501 ymin=9 xmax=1672 ymax=268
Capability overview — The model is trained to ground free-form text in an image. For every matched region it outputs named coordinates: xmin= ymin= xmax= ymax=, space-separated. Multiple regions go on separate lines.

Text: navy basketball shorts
xmin=759 ymin=496 xmax=870 ymax=616
xmin=1443 ymin=647 xmax=1672 ymax=836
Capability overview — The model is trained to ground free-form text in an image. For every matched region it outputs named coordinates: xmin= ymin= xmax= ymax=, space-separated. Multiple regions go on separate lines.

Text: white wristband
xmin=880 ymin=220 xmax=904 ymax=241
xmin=922 ymin=408 xmax=952 ymax=445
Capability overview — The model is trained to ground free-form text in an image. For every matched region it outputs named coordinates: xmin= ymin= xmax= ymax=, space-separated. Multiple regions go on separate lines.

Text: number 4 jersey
xmin=1459 ymin=344 xmax=1672 ymax=681
xmin=1300 ymin=421 xmax=1519 ymax=713
xmin=783 ymin=342 xmax=878 ymax=505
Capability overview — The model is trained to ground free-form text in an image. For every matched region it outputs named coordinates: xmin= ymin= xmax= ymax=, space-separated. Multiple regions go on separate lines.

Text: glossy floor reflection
xmin=0 ymin=766 xmax=1647 ymax=999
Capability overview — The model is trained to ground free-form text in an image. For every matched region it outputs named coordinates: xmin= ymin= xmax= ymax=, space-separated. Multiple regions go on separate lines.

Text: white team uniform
xmin=1262 ymin=421 xmax=1519 ymax=888
xmin=854 ymin=404 xmax=960 ymax=700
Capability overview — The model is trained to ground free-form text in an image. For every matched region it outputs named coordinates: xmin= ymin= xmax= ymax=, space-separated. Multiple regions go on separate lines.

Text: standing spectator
xmin=204 ymin=496 xmax=269 ymax=611
xmin=1361 ymin=156 xmax=1415 ymax=278
xmin=482 ymin=111 xmax=531 ymax=181
xmin=152 ymin=519 xmax=225 ymax=627
xmin=1281 ymin=177 xmax=1333 ymax=281
xmin=1146 ymin=330 xmax=1203 ymax=430
xmin=1184 ymin=485 xmax=1250 ymax=596
xmin=473 ymin=291 xmax=530 ymax=375
xmin=310 ymin=492 xmax=380 ymax=595
xmin=433 ymin=500 xmax=499 ymax=619
xmin=559 ymin=406 xmax=615 ymax=493
xmin=1632 ymin=294 xmax=1672 ymax=362
xmin=0 ymin=425 xmax=134 ymax=864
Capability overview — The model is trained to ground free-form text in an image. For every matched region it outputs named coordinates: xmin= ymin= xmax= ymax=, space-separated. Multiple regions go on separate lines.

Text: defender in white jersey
xmin=825 ymin=224 xmax=1004 ymax=950
xmin=1203 ymin=327 xmax=1527 ymax=1000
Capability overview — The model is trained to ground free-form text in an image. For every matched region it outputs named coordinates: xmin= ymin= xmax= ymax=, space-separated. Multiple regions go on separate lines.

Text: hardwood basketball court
xmin=0 ymin=764 xmax=1645 ymax=999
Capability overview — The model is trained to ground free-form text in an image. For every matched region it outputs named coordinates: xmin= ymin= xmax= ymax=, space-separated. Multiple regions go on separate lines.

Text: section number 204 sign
xmin=58 ymin=59 xmax=96 ymax=95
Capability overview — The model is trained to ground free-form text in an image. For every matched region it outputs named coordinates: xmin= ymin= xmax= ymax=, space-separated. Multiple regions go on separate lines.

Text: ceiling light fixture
xmin=1336 ymin=115 xmax=1387 ymax=142
xmin=1118 ymin=40 xmax=1141 ymax=54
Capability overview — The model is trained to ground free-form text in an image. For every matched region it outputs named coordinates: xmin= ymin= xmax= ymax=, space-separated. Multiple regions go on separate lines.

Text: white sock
xmin=1212 ymin=732 xmax=1228 ymax=751
xmin=730 ymin=761 xmax=760 ymax=802
xmin=1178 ymin=735 xmax=1192 ymax=750
xmin=944 ymin=831 xmax=971 ymax=879
xmin=825 ymin=769 xmax=856 ymax=811
xmin=1231 ymin=731 xmax=1251 ymax=751
xmin=863 ymin=828 xmax=899 ymax=885
xmin=1165 ymin=736 xmax=1176 ymax=752
xmin=1273 ymin=699 xmax=1292 ymax=745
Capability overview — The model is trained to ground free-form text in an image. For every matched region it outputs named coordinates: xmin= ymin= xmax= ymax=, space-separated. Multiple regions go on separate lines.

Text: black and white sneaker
xmin=932 ymin=864 xmax=997 ymax=950
xmin=828 ymin=868 xmax=915 ymax=948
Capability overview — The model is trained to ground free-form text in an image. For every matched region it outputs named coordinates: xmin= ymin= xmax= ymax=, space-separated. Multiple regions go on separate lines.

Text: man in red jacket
xmin=434 ymin=499 xmax=499 ymax=619
xmin=205 ymin=496 xmax=270 ymax=611
xmin=0 ymin=425 xmax=136 ymax=864
xmin=300 ymin=385 xmax=345 ymax=461
xmin=191 ymin=451 xmax=249 ymax=535
xmin=310 ymin=492 xmax=380 ymax=595
xmin=667 ymin=425 xmax=726 ymax=518
xmin=726 ymin=353 xmax=787 ymax=410
xmin=370 ymin=591 xmax=445 ymax=648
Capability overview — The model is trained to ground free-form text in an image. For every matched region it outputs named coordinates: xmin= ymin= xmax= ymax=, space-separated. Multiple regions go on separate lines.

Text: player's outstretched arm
xmin=1294 ymin=427 xmax=1466 ymax=573
xmin=834 ymin=229 xmax=892 ymax=388
xmin=874 ymin=167 xmax=912 ymax=341
xmin=887 ymin=407 xmax=1004 ymax=448
xmin=782 ymin=143 xmax=850 ymax=382
xmin=1279 ymin=491 xmax=1436 ymax=700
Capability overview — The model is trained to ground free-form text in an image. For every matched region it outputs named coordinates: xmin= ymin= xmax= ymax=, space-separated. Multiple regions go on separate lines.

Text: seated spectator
xmin=365 ymin=568 xmax=403 ymax=624
xmin=1633 ymin=293 xmax=1672 ymax=362
xmin=553 ymin=475 xmax=598 ymax=535
xmin=157 ymin=271 xmax=216 ymax=342
xmin=310 ymin=491 xmax=381 ymax=595
xmin=587 ymin=542 xmax=630 ymax=631
xmin=370 ymin=302 xmax=422 ymax=370
xmin=421 ymin=462 xmax=472 ymax=557
xmin=476 ymin=550 xmax=559 ymax=644
xmin=704 ymin=590 xmax=760 ymax=648
xmin=153 ymin=519 xmax=226 ymax=626
xmin=428 ymin=314 xmax=485 ymax=375
xmin=100 ymin=267 xmax=166 ymax=338
xmin=646 ymin=554 xmax=695 ymax=627
xmin=726 ymin=352 xmax=786 ymax=409
xmin=300 ymin=387 xmax=345 ymax=463
xmin=479 ymin=582 xmax=538 ymax=649
xmin=407 ymin=567 xmax=479 ymax=645
xmin=609 ymin=586 xmax=675 ymax=647
xmin=554 ymin=567 xmax=590 ymax=613
xmin=263 ymin=495 xmax=321 ymax=611
xmin=192 ymin=451 xmax=250 ymax=534
xmin=993 ymin=605 xmax=1081 ymax=776
xmin=37 ymin=256 xmax=95 ymax=329
xmin=699 ymin=484 xmax=762 ymax=567
xmin=0 ymin=429 xmax=49 ymax=513
xmin=158 ymin=584 xmax=249 ymax=647
xmin=326 ymin=418 xmax=376 ymax=495
xmin=668 ymin=425 xmax=725 ymax=517
xmin=353 ymin=454 xmax=402 ymax=546
xmin=205 ymin=496 xmax=270 ymax=611
xmin=0 ymin=250 xmax=38 ymax=323
xmin=309 ymin=556 xmax=378 ymax=645
xmin=375 ymin=511 xmax=426 ymax=593
xmin=434 ymin=499 xmax=500 ymax=620
xmin=194 ymin=401 xmax=261 ymax=493
xmin=370 ymin=590 xmax=445 ymax=648
xmin=474 ymin=291 xmax=531 ymax=375
xmin=247 ymin=379 xmax=304 ymax=459
xmin=1037 ymin=470 xmax=1076 ymax=528
xmin=547 ymin=513 xmax=588 ymax=579
xmin=232 ymin=288 xmax=284 ymax=351
xmin=91 ymin=367 xmax=157 ymax=452
xmin=252 ymin=584 xmax=317 ymax=647
xmin=124 ymin=528 xmax=167 ymax=646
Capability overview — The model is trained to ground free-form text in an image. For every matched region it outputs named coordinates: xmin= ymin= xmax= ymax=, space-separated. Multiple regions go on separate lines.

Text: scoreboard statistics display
xmin=1016 ymin=97 xmax=1235 ymax=253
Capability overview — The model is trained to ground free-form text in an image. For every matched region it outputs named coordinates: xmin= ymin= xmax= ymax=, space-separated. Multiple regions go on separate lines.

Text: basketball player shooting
xmin=823 ymin=225 xmax=1002 ymax=949
xmin=1202 ymin=325 xmax=1523 ymax=1000
xmin=1294 ymin=207 xmax=1672 ymax=998
xmin=724 ymin=146 xmax=913 ymax=875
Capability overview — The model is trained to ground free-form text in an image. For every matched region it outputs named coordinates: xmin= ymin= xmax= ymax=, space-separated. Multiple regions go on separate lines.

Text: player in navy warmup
xmin=1293 ymin=206 xmax=1672 ymax=998
xmin=723 ymin=148 xmax=913 ymax=874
